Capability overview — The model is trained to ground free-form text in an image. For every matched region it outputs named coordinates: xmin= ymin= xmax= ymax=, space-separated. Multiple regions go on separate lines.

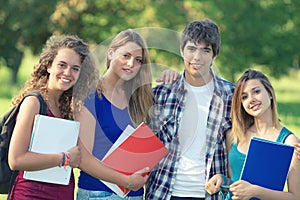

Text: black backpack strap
xmin=24 ymin=92 xmax=48 ymax=115
xmin=7 ymin=92 xmax=47 ymax=196
xmin=2 ymin=92 xmax=47 ymax=131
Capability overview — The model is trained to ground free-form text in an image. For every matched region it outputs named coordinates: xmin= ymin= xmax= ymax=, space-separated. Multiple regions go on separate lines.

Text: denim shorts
xmin=76 ymin=188 xmax=144 ymax=200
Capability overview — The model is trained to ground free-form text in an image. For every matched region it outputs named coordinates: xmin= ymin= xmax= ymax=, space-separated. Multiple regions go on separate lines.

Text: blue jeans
xmin=76 ymin=188 xmax=144 ymax=200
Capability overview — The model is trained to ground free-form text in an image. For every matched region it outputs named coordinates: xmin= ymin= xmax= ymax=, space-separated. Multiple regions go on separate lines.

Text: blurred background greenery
xmin=1 ymin=0 xmax=300 ymax=199
xmin=1 ymin=0 xmax=300 ymax=84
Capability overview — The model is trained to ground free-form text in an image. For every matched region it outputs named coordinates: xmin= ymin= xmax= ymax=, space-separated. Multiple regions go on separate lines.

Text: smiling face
xmin=181 ymin=41 xmax=214 ymax=86
xmin=47 ymin=48 xmax=81 ymax=92
xmin=107 ymin=41 xmax=143 ymax=81
xmin=241 ymin=79 xmax=272 ymax=118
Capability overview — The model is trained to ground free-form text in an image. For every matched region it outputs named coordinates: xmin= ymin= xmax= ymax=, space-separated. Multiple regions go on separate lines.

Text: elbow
xmin=8 ymin=155 xmax=22 ymax=171
xmin=8 ymin=159 xmax=18 ymax=171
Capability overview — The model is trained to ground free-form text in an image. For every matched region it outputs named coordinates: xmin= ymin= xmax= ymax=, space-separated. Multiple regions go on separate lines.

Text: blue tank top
xmin=78 ymin=92 xmax=144 ymax=196
xmin=226 ymin=127 xmax=292 ymax=199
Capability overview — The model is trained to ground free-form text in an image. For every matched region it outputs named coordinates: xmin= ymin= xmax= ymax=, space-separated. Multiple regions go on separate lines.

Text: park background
xmin=1 ymin=0 xmax=300 ymax=199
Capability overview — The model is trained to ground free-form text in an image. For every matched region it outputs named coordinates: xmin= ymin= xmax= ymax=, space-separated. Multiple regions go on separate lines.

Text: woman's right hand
xmin=126 ymin=167 xmax=149 ymax=191
xmin=67 ymin=146 xmax=81 ymax=168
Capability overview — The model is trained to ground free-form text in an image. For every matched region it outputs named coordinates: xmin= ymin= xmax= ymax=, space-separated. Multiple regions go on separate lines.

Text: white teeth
xmin=191 ymin=64 xmax=202 ymax=67
xmin=61 ymin=78 xmax=71 ymax=83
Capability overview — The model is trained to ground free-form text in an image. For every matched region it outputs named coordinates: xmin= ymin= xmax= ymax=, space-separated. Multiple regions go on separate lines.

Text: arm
xmin=8 ymin=96 xmax=79 ymax=170
xmin=226 ymin=129 xmax=232 ymax=179
xmin=77 ymin=106 xmax=148 ymax=191
xmin=205 ymin=129 xmax=232 ymax=195
xmin=230 ymin=135 xmax=300 ymax=200
xmin=78 ymin=139 xmax=148 ymax=191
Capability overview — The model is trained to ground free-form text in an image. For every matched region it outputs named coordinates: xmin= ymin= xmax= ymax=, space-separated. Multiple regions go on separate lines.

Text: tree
xmin=205 ymin=0 xmax=300 ymax=81
xmin=0 ymin=0 xmax=56 ymax=84
xmin=50 ymin=0 xmax=189 ymax=76
xmin=1 ymin=0 xmax=299 ymax=84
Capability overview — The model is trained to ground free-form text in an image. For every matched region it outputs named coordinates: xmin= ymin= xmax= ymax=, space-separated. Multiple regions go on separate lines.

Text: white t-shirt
xmin=172 ymin=79 xmax=214 ymax=197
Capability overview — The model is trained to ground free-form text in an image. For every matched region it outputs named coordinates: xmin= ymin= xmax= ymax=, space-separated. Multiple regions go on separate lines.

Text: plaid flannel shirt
xmin=145 ymin=70 xmax=235 ymax=200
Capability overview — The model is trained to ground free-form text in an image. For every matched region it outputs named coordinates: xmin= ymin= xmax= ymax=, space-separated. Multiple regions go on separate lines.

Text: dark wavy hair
xmin=180 ymin=19 xmax=220 ymax=58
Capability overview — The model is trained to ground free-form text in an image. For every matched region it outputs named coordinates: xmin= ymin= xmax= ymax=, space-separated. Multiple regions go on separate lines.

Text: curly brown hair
xmin=12 ymin=34 xmax=99 ymax=119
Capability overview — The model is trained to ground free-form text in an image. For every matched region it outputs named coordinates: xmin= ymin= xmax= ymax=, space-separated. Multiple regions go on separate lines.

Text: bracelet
xmin=124 ymin=176 xmax=132 ymax=193
xmin=64 ymin=152 xmax=71 ymax=168
xmin=221 ymin=174 xmax=228 ymax=186
xmin=59 ymin=152 xmax=65 ymax=167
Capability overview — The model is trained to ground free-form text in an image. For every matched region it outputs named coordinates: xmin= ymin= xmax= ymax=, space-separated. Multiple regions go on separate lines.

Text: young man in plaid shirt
xmin=145 ymin=19 xmax=235 ymax=200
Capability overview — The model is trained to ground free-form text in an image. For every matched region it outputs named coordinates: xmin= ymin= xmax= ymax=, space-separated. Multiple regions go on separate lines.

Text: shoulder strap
xmin=1 ymin=92 xmax=47 ymax=134
xmin=2 ymin=92 xmax=47 ymax=195
xmin=276 ymin=127 xmax=293 ymax=143
xmin=24 ymin=92 xmax=47 ymax=115
xmin=0 ymin=92 xmax=47 ymax=147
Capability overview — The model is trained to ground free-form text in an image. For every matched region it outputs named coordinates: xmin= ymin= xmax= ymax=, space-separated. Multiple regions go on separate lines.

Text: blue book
xmin=240 ymin=137 xmax=294 ymax=200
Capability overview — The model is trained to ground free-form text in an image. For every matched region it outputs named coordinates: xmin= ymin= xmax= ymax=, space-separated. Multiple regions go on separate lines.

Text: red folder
xmin=101 ymin=122 xmax=169 ymax=197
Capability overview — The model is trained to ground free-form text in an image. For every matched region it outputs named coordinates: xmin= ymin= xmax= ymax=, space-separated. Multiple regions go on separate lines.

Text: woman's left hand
xmin=156 ymin=69 xmax=179 ymax=84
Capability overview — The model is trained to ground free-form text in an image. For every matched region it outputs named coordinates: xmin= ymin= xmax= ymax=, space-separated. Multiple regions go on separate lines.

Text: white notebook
xmin=23 ymin=114 xmax=80 ymax=185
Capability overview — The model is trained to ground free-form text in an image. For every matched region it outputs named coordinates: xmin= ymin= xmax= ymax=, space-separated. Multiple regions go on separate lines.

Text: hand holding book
xmin=124 ymin=167 xmax=149 ymax=192
xmin=23 ymin=115 xmax=80 ymax=185
xmin=65 ymin=146 xmax=81 ymax=168
xmin=101 ymin=122 xmax=169 ymax=197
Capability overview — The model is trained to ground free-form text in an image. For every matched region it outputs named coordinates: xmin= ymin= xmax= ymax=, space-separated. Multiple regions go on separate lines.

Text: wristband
xmin=64 ymin=152 xmax=71 ymax=168
xmin=124 ymin=176 xmax=132 ymax=193
xmin=59 ymin=152 xmax=65 ymax=167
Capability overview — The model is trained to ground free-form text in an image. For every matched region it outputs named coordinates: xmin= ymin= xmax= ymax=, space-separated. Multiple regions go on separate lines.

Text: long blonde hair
xmin=97 ymin=29 xmax=153 ymax=125
xmin=12 ymin=34 xmax=99 ymax=119
xmin=231 ymin=69 xmax=280 ymax=143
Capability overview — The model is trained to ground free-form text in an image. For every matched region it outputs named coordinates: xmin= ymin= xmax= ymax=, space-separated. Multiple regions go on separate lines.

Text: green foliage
xmin=51 ymin=0 xmax=189 ymax=76
xmin=0 ymin=0 xmax=57 ymax=84
xmin=207 ymin=0 xmax=300 ymax=80
xmin=1 ymin=0 xmax=300 ymax=84
xmin=270 ymin=69 xmax=300 ymax=133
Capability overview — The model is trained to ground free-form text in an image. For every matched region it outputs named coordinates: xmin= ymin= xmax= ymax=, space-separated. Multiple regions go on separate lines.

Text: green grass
xmin=1 ymin=54 xmax=300 ymax=199
xmin=270 ymin=69 xmax=300 ymax=135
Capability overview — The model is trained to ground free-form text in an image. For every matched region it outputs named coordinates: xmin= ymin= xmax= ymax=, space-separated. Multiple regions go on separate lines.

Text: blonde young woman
xmin=76 ymin=29 xmax=178 ymax=200
xmin=206 ymin=69 xmax=300 ymax=200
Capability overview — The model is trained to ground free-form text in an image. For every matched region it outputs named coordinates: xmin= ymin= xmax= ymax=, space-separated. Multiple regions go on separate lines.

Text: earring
xmin=47 ymin=69 xmax=50 ymax=73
